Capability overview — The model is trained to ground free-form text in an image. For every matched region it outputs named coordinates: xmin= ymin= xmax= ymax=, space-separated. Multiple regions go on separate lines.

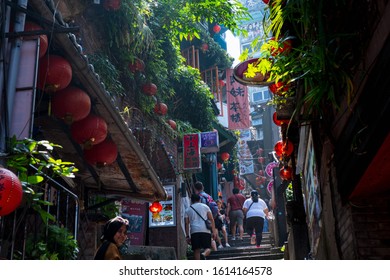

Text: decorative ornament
xmin=0 ymin=168 xmax=23 ymax=216
xmin=213 ymin=24 xmax=221 ymax=34
xmin=52 ymin=86 xmax=91 ymax=124
xmin=272 ymin=112 xmax=290 ymax=126
xmin=154 ymin=103 xmax=168 ymax=116
xmin=274 ymin=140 xmax=294 ymax=157
xmin=280 ymin=166 xmax=293 ymax=181
xmin=84 ymin=139 xmax=118 ymax=167
xmin=220 ymin=152 xmax=230 ymax=162
xmin=129 ymin=58 xmax=145 ymax=73
xmin=71 ymin=114 xmax=108 ymax=149
xmin=37 ymin=55 xmax=72 ymax=92
xmin=141 ymin=83 xmax=157 ymax=96
xmin=149 ymin=201 xmax=163 ymax=213
xmin=24 ymin=21 xmax=48 ymax=58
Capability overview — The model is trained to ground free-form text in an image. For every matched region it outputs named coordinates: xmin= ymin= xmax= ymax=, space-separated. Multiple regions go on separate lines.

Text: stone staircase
xmin=187 ymin=232 xmax=285 ymax=260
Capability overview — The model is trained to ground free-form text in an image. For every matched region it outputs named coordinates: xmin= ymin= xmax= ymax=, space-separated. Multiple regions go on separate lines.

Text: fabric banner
xmin=183 ymin=133 xmax=201 ymax=170
xmin=226 ymin=68 xmax=251 ymax=130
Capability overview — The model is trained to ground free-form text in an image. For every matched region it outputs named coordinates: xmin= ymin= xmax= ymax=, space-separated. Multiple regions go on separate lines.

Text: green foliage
xmin=24 ymin=224 xmax=79 ymax=260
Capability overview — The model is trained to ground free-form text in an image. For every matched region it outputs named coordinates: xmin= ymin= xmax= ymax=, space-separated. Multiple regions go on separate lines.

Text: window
xmin=252 ymin=89 xmax=270 ymax=103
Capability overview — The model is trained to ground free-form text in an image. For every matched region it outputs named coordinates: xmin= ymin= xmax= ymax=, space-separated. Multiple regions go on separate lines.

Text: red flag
xmin=226 ymin=68 xmax=251 ymax=129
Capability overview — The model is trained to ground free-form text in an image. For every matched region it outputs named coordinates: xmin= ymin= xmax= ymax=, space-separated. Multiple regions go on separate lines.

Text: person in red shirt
xmin=226 ymin=188 xmax=246 ymax=240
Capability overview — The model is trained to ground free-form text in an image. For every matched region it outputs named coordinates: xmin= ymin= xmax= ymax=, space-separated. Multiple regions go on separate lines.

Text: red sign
xmin=226 ymin=68 xmax=251 ymax=129
xmin=121 ymin=199 xmax=148 ymax=245
xmin=183 ymin=133 xmax=201 ymax=170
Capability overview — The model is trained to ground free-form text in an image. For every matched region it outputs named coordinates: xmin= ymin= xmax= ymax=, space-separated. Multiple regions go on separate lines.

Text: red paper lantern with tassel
xmin=149 ymin=201 xmax=163 ymax=213
xmin=141 ymin=83 xmax=157 ymax=96
xmin=71 ymin=114 xmax=108 ymax=148
xmin=0 ymin=168 xmax=23 ymax=216
xmin=37 ymin=55 xmax=72 ymax=92
xmin=84 ymin=139 xmax=118 ymax=167
xmin=280 ymin=166 xmax=293 ymax=181
xmin=220 ymin=152 xmax=230 ymax=162
xmin=52 ymin=86 xmax=91 ymax=124
xmin=154 ymin=103 xmax=168 ymax=116
xmin=274 ymin=140 xmax=294 ymax=157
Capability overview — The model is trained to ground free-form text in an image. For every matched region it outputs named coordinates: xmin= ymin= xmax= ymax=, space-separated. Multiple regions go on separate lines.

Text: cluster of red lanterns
xmin=0 ymin=168 xmax=23 ymax=216
xmin=273 ymin=139 xmax=295 ymax=181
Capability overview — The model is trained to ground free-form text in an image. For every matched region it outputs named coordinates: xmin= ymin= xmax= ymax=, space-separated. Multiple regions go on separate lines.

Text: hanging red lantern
xmin=256 ymin=148 xmax=264 ymax=155
xmin=141 ymin=83 xmax=157 ymax=96
xmin=37 ymin=55 xmax=72 ymax=92
xmin=220 ymin=152 xmax=230 ymax=162
xmin=262 ymin=0 xmax=270 ymax=4
xmin=154 ymin=103 xmax=168 ymax=116
xmin=149 ymin=201 xmax=163 ymax=213
xmin=167 ymin=119 xmax=177 ymax=130
xmin=280 ymin=166 xmax=293 ymax=181
xmin=201 ymin=43 xmax=209 ymax=52
xmin=0 ymin=168 xmax=23 ymax=216
xmin=71 ymin=114 xmax=108 ymax=148
xmin=270 ymin=37 xmax=292 ymax=56
xmin=213 ymin=24 xmax=221 ymax=34
xmin=84 ymin=139 xmax=118 ymax=167
xmin=129 ymin=58 xmax=145 ymax=73
xmin=274 ymin=140 xmax=294 ymax=157
xmin=216 ymin=162 xmax=223 ymax=170
xmin=218 ymin=80 xmax=226 ymax=87
xmin=23 ymin=21 xmax=48 ymax=58
xmin=52 ymin=86 xmax=91 ymax=124
xmin=103 ymin=0 xmax=121 ymax=11
xmin=269 ymin=81 xmax=289 ymax=95
xmin=273 ymin=112 xmax=290 ymax=126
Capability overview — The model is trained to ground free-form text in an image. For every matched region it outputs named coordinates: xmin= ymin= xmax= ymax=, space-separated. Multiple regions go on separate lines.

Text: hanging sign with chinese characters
xmin=226 ymin=68 xmax=251 ymax=130
xmin=200 ymin=131 xmax=219 ymax=153
xmin=183 ymin=133 xmax=201 ymax=170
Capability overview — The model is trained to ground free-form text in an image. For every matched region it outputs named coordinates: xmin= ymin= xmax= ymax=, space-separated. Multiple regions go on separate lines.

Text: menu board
xmin=148 ymin=185 xmax=176 ymax=228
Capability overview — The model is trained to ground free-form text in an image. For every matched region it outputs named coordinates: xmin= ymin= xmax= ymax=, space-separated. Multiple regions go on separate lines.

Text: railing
xmin=201 ymin=66 xmax=224 ymax=116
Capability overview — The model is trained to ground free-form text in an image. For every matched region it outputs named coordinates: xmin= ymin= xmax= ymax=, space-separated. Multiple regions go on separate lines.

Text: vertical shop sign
xmin=200 ymin=131 xmax=219 ymax=153
xmin=121 ymin=199 xmax=148 ymax=245
xmin=226 ymin=68 xmax=251 ymax=129
xmin=183 ymin=133 xmax=201 ymax=170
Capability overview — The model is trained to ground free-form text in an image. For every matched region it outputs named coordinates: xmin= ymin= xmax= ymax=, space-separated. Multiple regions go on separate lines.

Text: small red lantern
xmin=0 ymin=168 xmax=23 ymax=216
xmin=129 ymin=58 xmax=145 ymax=73
xmin=274 ymin=140 xmax=294 ymax=157
xmin=220 ymin=152 xmax=230 ymax=162
xmin=167 ymin=119 xmax=177 ymax=130
xmin=273 ymin=112 xmax=290 ymax=126
xmin=71 ymin=114 xmax=108 ymax=148
xmin=84 ymin=139 xmax=118 ymax=167
xmin=269 ymin=81 xmax=289 ymax=95
xmin=218 ymin=80 xmax=226 ymax=87
xmin=280 ymin=166 xmax=293 ymax=181
xmin=257 ymin=156 xmax=265 ymax=164
xmin=201 ymin=43 xmax=209 ymax=52
xmin=141 ymin=83 xmax=157 ymax=96
xmin=103 ymin=0 xmax=121 ymax=11
xmin=217 ymin=162 xmax=222 ymax=170
xmin=270 ymin=37 xmax=292 ymax=56
xmin=256 ymin=148 xmax=264 ymax=155
xmin=262 ymin=0 xmax=270 ymax=4
xmin=154 ymin=103 xmax=168 ymax=116
xmin=38 ymin=55 xmax=72 ymax=92
xmin=149 ymin=201 xmax=163 ymax=213
xmin=52 ymin=86 xmax=91 ymax=124
xmin=213 ymin=24 xmax=221 ymax=34
xmin=24 ymin=21 xmax=48 ymax=58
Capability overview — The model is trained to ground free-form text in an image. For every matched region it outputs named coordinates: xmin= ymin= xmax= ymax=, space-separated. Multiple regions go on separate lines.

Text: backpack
xmin=200 ymin=192 xmax=219 ymax=218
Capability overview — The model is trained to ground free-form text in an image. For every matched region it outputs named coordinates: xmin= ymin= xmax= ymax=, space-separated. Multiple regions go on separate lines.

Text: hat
xmin=250 ymin=190 xmax=258 ymax=197
xmin=101 ymin=216 xmax=129 ymax=242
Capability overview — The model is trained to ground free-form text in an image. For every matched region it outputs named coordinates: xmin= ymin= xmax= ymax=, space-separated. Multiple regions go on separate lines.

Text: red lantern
xmin=201 ymin=43 xmax=209 ymax=52
xmin=256 ymin=148 xmax=264 ymax=155
xmin=84 ymin=139 xmax=118 ymax=167
xmin=149 ymin=201 xmax=163 ymax=213
xmin=154 ymin=103 xmax=168 ymax=116
xmin=71 ymin=114 xmax=108 ymax=148
xmin=262 ymin=0 xmax=270 ymax=4
xmin=258 ymin=157 xmax=265 ymax=164
xmin=213 ymin=24 xmax=221 ymax=34
xmin=52 ymin=86 xmax=91 ymax=124
xmin=0 ymin=168 xmax=23 ymax=216
xmin=269 ymin=81 xmax=289 ymax=95
xmin=274 ymin=140 xmax=294 ymax=157
xmin=103 ymin=0 xmax=121 ymax=11
xmin=217 ymin=162 xmax=222 ymax=170
xmin=141 ymin=83 xmax=157 ymax=96
xmin=218 ymin=80 xmax=226 ymax=87
xmin=167 ymin=119 xmax=177 ymax=130
xmin=129 ymin=58 xmax=145 ymax=73
xmin=24 ymin=21 xmax=48 ymax=58
xmin=220 ymin=152 xmax=230 ymax=162
xmin=273 ymin=112 xmax=290 ymax=126
xmin=38 ymin=55 xmax=72 ymax=92
xmin=280 ymin=166 xmax=293 ymax=181
xmin=270 ymin=37 xmax=292 ymax=56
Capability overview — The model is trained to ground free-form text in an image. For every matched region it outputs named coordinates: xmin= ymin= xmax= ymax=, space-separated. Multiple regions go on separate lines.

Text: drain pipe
xmin=5 ymin=0 xmax=28 ymax=143
xmin=0 ymin=3 xmax=11 ymax=155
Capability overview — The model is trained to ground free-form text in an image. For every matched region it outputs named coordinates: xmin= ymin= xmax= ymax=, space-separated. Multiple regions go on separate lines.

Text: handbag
xmin=191 ymin=206 xmax=212 ymax=230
